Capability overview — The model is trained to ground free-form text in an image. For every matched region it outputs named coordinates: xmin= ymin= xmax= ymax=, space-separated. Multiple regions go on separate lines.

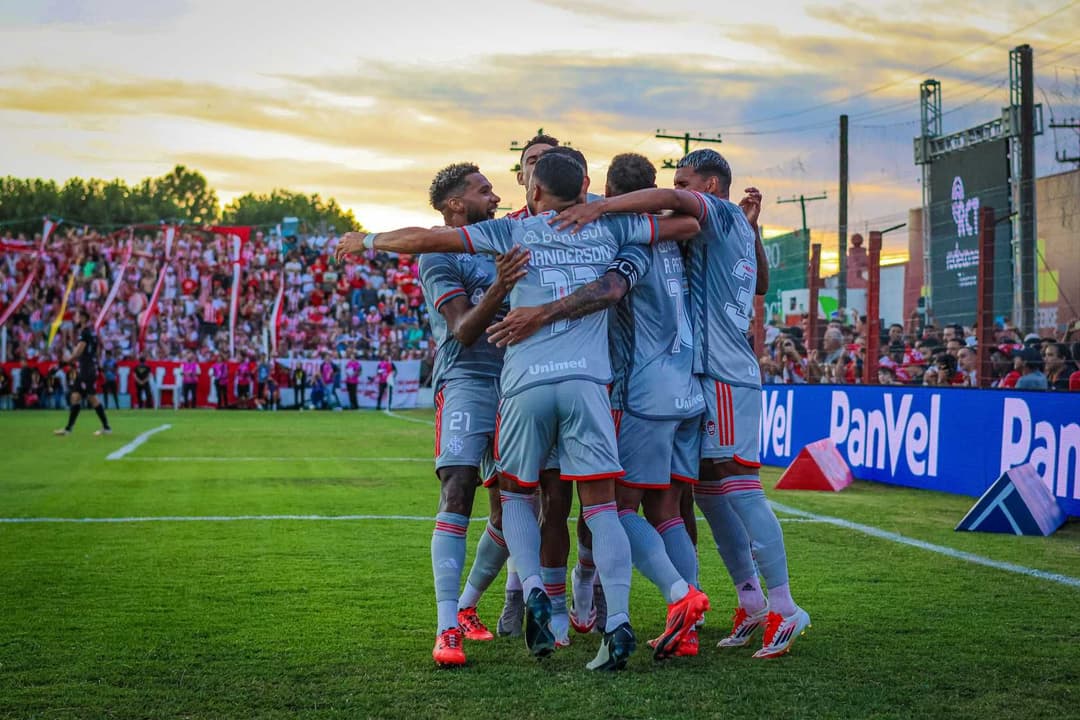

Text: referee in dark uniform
xmin=54 ymin=309 xmax=112 ymax=436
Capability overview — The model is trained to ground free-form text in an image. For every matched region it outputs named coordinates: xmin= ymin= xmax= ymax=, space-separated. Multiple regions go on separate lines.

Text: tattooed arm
xmin=486 ymin=270 xmax=630 ymax=347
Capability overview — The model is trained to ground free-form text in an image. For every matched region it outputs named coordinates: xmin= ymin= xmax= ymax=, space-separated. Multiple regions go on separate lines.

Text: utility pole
xmin=655 ymin=129 xmax=723 ymax=167
xmin=1015 ymin=44 xmax=1037 ymax=332
xmin=777 ymin=191 xmax=825 ymax=236
xmin=1049 ymin=119 xmax=1080 ymax=165
xmin=838 ymin=114 xmax=849 ymax=312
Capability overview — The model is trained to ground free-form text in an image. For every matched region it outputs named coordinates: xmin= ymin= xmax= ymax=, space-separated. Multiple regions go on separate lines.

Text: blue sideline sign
xmin=759 ymin=385 xmax=1079 ymax=517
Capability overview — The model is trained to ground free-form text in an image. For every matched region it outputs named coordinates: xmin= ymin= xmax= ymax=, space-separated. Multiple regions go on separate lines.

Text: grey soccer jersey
xmin=460 ymin=211 xmax=657 ymax=397
xmin=418 ymin=252 xmax=506 ymax=391
xmin=683 ymin=191 xmax=761 ymax=389
xmin=609 ymin=240 xmax=703 ymax=420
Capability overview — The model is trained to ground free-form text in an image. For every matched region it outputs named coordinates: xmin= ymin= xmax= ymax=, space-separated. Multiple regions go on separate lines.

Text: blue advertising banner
xmin=759 ymin=385 xmax=1080 ymax=517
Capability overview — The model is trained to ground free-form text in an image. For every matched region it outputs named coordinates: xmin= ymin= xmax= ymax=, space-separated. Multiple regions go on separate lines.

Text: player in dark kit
xmin=54 ymin=309 xmax=112 ymax=436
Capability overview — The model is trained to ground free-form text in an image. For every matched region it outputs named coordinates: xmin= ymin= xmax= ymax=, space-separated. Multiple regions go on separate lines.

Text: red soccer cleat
xmin=652 ymin=586 xmax=710 ymax=661
xmin=457 ymin=607 xmax=494 ymax=641
xmin=433 ymin=628 xmax=466 ymax=666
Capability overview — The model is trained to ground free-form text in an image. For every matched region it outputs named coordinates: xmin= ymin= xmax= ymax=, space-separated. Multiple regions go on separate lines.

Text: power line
xmin=708 ymin=1 xmax=1080 ymax=132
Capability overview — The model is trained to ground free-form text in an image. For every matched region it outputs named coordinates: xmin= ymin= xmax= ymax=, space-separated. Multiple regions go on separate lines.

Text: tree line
xmin=0 ymin=165 xmax=362 ymax=236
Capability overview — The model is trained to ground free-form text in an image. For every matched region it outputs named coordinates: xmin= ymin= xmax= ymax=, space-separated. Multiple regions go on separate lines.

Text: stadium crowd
xmin=758 ymin=316 xmax=1080 ymax=390
xmin=0 ymin=224 xmax=435 ymax=407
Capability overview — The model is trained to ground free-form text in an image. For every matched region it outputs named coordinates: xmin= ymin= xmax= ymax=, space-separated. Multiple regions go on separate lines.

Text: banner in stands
xmin=928 ymin=140 xmax=1012 ymax=326
xmin=2 ymin=359 xmax=421 ymax=410
xmin=759 ymin=385 xmax=1079 ymax=517
xmin=760 ymin=229 xmax=809 ymax=322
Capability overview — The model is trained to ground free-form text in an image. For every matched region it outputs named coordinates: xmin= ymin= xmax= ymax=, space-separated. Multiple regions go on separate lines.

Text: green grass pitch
xmin=1 ymin=410 xmax=1078 ymax=719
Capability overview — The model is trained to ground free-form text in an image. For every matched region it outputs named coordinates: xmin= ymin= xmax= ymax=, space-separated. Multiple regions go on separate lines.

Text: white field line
xmin=0 ymin=513 xmax=820 ymax=526
xmin=105 ymin=424 xmax=172 ymax=460
xmin=770 ymin=500 xmax=1080 ymax=590
xmin=119 ymin=456 xmax=431 ymax=463
xmin=384 ymin=410 xmax=435 ymax=426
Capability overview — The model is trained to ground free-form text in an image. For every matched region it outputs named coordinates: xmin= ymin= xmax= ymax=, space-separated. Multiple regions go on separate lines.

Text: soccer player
xmin=488 ymin=153 xmax=707 ymax=659
xmin=507 ymin=132 xmax=561 ymax=219
xmin=337 ymin=152 xmax=703 ymax=670
xmin=418 ymin=162 xmax=530 ymax=667
xmin=54 ymin=309 xmax=112 ymax=436
xmin=508 ymin=140 xmax=600 ymax=646
xmin=548 ymin=148 xmax=810 ymax=659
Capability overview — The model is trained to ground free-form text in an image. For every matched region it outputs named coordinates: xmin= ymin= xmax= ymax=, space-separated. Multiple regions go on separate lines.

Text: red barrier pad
xmin=776 ymin=439 xmax=854 ymax=492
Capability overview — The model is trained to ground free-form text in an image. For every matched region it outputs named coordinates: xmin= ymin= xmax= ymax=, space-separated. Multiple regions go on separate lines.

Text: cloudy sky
xmin=2 ymin=0 xmax=1079 ymax=270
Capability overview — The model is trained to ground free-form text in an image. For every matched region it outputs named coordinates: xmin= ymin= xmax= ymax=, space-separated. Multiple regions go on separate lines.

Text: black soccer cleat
xmin=524 ymin=587 xmax=555 ymax=658
xmin=586 ymin=621 xmax=636 ymax=671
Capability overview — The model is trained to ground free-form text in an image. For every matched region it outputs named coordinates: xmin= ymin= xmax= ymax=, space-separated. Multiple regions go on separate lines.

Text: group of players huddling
xmin=336 ymin=134 xmax=811 ymax=671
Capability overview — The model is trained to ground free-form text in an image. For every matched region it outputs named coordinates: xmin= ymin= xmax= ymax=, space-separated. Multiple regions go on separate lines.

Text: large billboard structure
xmin=914 ymin=45 xmax=1043 ymax=330
xmin=927 ymin=141 xmax=1013 ymax=325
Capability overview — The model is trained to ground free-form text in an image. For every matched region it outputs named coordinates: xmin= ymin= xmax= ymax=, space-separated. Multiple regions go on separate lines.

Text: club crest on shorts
xmin=706 ymin=420 xmax=717 ymax=437
xmin=447 ymin=435 xmax=464 ymax=455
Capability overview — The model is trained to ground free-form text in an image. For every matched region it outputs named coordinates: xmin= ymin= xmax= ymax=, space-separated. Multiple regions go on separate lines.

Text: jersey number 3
xmin=724 ymin=257 xmax=755 ymax=332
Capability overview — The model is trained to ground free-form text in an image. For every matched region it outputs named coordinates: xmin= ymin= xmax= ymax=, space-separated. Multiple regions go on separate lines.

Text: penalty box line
xmin=105 ymin=424 xmax=172 ymax=461
xmin=770 ymin=500 xmax=1080 ymax=590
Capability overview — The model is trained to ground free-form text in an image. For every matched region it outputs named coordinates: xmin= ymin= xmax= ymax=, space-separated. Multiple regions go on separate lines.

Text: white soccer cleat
xmin=93 ymin=428 xmax=113 ymax=436
xmin=717 ymin=605 xmax=770 ymax=648
xmin=753 ymin=607 xmax=811 ymax=658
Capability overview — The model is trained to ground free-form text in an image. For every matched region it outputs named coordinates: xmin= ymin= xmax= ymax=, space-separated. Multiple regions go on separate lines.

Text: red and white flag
xmin=138 ymin=225 xmax=176 ymax=350
xmin=270 ymin=272 xmax=285 ymax=354
xmin=228 ymin=233 xmax=242 ymax=358
xmin=0 ymin=218 xmax=57 ymax=326
xmin=95 ymin=228 xmax=134 ymax=331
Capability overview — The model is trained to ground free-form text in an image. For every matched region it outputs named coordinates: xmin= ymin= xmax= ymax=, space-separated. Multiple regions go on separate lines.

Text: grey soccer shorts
xmin=495 ymin=379 xmax=623 ymax=487
xmin=434 ymin=377 xmax=499 ymax=474
xmin=615 ymin=411 xmax=703 ymax=489
xmin=699 ymin=378 xmax=761 ymax=467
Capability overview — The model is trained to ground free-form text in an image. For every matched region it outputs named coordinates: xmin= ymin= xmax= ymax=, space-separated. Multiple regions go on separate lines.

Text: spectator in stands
xmin=292 ymin=363 xmax=307 ymax=409
xmin=101 ymin=350 xmax=119 ymax=409
xmin=0 ymin=366 xmax=11 ymax=409
xmin=1042 ymin=342 xmax=1075 ymax=391
xmin=345 ymin=350 xmax=361 ymax=409
xmin=759 ymin=354 xmax=782 ymax=384
xmin=181 ymin=353 xmax=200 ymax=408
xmin=236 ymin=356 xmax=253 ymax=402
xmin=878 ymin=364 xmax=901 ymax=385
xmin=957 ymin=346 xmax=977 ymax=386
xmin=45 ymin=364 xmax=65 ymax=409
xmin=1014 ymin=347 xmax=1048 ymax=390
xmin=211 ymin=355 xmax=229 ymax=408
xmin=778 ymin=337 xmax=808 ymax=384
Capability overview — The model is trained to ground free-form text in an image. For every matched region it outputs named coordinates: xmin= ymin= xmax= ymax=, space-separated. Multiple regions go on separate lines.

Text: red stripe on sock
xmin=435 ymin=521 xmax=468 ymax=536
xmin=486 ymin=525 xmax=506 ymax=547
xmin=582 ymin=501 xmax=617 ymax=521
xmin=656 ymin=517 xmax=685 ymax=534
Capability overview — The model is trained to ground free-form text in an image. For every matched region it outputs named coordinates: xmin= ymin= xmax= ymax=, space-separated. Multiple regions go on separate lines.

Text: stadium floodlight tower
xmin=916 ymin=79 xmax=942 ymax=313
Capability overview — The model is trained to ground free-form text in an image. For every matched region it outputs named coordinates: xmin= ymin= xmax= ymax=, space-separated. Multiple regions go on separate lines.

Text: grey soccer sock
xmin=431 ymin=512 xmax=468 ymax=633
xmin=656 ymin=516 xmax=699 ymax=588
xmin=582 ymin=501 xmax=632 ymax=632
xmin=500 ymin=491 xmax=543 ymax=596
xmin=721 ymin=475 xmax=791 ymax=589
xmin=694 ymin=483 xmax=758 ymax=585
xmin=572 ymin=542 xmax=596 ymax=618
xmin=459 ymin=521 xmax=509 ymax=610
xmin=619 ymin=510 xmax=688 ymax=604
